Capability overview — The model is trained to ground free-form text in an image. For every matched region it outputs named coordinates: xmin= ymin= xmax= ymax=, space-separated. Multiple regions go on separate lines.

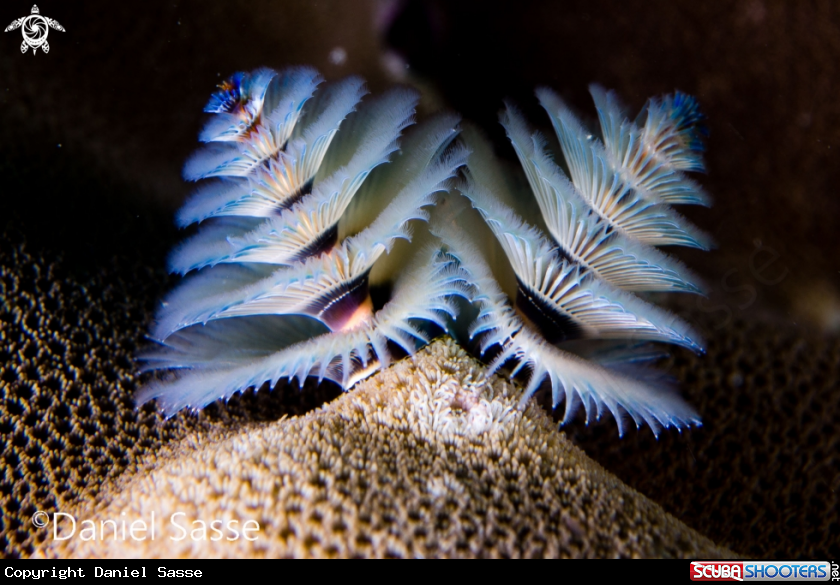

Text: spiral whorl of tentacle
xmin=138 ymin=67 xmax=468 ymax=416
xmin=435 ymin=87 xmax=711 ymax=437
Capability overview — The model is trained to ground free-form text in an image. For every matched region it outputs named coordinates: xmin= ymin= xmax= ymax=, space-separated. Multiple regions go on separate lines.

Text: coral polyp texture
xmin=139 ymin=67 xmax=469 ymax=415
xmin=435 ymin=86 xmax=712 ymax=437
xmin=140 ymin=66 xmax=712 ymax=439
xmin=40 ymin=339 xmax=730 ymax=559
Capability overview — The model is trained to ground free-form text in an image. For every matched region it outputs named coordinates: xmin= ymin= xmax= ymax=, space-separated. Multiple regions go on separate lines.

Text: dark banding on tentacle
xmin=305 ymin=271 xmax=373 ymax=332
xmin=292 ymin=223 xmax=339 ymax=262
xmin=515 ymin=279 xmax=585 ymax=344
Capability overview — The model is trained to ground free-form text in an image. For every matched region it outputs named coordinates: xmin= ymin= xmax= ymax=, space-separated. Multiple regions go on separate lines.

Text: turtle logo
xmin=5 ymin=5 xmax=65 ymax=54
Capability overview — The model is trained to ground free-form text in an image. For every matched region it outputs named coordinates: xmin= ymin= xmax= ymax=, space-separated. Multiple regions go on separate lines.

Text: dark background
xmin=2 ymin=0 xmax=838 ymax=558
xmin=4 ymin=0 xmax=840 ymax=323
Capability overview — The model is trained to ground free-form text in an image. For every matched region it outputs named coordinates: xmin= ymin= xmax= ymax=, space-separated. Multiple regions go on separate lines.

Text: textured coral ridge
xmin=6 ymin=230 xmax=834 ymax=558
xmin=37 ymin=338 xmax=729 ymax=559
xmin=0 ymin=234 xmax=359 ymax=558
xmin=139 ymin=67 xmax=469 ymax=416
xmin=0 ymin=237 xmax=198 ymax=557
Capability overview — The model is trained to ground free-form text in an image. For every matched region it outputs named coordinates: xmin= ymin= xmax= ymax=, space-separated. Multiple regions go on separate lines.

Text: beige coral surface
xmin=35 ymin=338 xmax=728 ymax=559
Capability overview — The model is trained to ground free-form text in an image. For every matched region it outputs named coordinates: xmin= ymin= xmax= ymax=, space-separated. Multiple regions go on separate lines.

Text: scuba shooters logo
xmin=690 ymin=561 xmax=833 ymax=581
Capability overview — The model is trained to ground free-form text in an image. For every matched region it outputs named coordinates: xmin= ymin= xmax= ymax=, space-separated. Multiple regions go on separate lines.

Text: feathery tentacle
xmin=500 ymin=104 xmax=704 ymax=294
xmin=168 ymin=88 xmax=420 ymax=273
xmin=458 ymin=177 xmax=703 ymax=352
xmin=153 ymin=137 xmax=467 ymax=338
xmin=140 ymin=66 xmax=712 ymax=438
xmin=589 ymin=84 xmax=711 ymax=206
xmin=432 ymin=213 xmax=700 ymax=437
xmin=537 ymin=87 xmax=712 ymax=250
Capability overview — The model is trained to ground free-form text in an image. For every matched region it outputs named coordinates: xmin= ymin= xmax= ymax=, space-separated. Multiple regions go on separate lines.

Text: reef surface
xmin=34 ymin=337 xmax=728 ymax=559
